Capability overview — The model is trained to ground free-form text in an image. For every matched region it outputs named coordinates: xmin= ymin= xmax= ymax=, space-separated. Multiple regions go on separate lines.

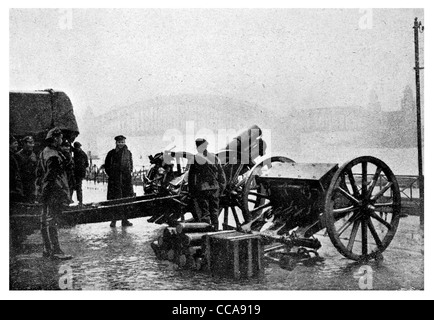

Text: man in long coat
xmin=104 ymin=135 xmax=134 ymax=228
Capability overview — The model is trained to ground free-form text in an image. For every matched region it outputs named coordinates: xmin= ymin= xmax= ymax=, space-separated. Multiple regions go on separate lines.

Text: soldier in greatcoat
xmin=104 ymin=135 xmax=134 ymax=228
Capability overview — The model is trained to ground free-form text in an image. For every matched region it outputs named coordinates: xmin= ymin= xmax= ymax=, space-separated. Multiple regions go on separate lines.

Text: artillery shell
xmin=179 ymin=232 xmax=209 ymax=247
xmin=176 ymin=222 xmax=214 ymax=234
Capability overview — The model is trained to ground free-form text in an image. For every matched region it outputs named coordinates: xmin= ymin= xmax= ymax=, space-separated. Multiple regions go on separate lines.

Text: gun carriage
xmin=147 ymin=125 xmax=402 ymax=263
xmin=10 ymin=97 xmax=401 ymax=265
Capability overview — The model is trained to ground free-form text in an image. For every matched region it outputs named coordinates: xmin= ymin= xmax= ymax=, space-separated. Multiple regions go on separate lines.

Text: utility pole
xmin=413 ymin=17 xmax=424 ymax=227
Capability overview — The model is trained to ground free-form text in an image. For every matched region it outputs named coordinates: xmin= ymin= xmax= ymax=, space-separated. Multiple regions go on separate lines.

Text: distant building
xmin=290 ymin=86 xmax=418 ymax=148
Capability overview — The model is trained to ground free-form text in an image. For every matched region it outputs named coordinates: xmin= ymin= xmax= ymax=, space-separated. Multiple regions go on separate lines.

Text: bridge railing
xmin=354 ymin=174 xmax=421 ymax=216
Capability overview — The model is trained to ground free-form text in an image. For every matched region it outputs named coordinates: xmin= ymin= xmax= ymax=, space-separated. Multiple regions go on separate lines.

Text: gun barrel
xmin=222 ymin=125 xmax=266 ymax=159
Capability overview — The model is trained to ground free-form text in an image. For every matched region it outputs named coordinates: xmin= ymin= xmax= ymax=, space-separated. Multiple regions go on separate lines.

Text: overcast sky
xmin=10 ymin=8 xmax=424 ymax=119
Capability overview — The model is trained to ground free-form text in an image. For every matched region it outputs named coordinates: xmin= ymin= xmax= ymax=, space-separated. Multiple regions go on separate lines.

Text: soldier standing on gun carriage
xmin=36 ymin=127 xmax=73 ymax=260
xmin=188 ymin=138 xmax=226 ymax=231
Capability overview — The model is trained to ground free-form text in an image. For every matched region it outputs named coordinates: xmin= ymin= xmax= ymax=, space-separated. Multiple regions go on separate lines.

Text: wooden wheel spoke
xmin=362 ymin=162 xmax=368 ymax=198
xmin=337 ymin=212 xmax=362 ymax=237
xmin=361 ymin=219 xmax=368 ymax=256
xmin=371 ymin=182 xmax=392 ymax=202
xmin=249 ymin=192 xmax=270 ymax=200
xmin=367 ymin=218 xmax=384 ymax=250
xmin=224 ymin=207 xmax=229 ymax=226
xmin=231 ymin=206 xmax=241 ymax=226
xmin=368 ymin=211 xmax=392 ymax=230
xmin=336 ymin=187 xmax=360 ymax=205
xmin=346 ymin=169 xmax=361 ymax=198
xmin=367 ymin=167 xmax=383 ymax=197
xmin=347 ymin=219 xmax=361 ymax=252
xmin=333 ymin=205 xmax=357 ymax=218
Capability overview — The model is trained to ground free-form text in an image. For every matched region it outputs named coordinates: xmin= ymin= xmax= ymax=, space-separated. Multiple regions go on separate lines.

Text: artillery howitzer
xmin=149 ymin=125 xmax=402 ymax=266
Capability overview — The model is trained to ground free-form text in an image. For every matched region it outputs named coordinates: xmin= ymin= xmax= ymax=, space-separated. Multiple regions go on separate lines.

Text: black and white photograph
xmin=5 ymin=3 xmax=431 ymax=299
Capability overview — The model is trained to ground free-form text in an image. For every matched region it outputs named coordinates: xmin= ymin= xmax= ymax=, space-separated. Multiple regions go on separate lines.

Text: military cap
xmin=73 ymin=141 xmax=82 ymax=148
xmin=115 ymin=135 xmax=127 ymax=141
xmin=45 ymin=127 xmax=63 ymax=140
xmin=195 ymin=138 xmax=209 ymax=148
xmin=22 ymin=136 xmax=35 ymax=144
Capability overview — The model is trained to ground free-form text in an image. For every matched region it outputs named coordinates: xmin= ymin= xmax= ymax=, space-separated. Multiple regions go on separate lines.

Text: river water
xmin=10 ymin=180 xmax=424 ymax=291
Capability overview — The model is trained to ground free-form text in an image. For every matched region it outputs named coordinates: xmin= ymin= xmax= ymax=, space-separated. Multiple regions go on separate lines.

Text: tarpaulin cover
xmin=9 ymin=90 xmax=79 ymax=136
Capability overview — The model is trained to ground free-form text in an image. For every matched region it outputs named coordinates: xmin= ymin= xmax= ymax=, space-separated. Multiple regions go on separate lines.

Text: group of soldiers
xmin=102 ymin=135 xmax=228 ymax=231
xmin=104 ymin=135 xmax=226 ymax=230
xmin=10 ymin=129 xmax=227 ymax=260
xmin=10 ymin=128 xmax=89 ymax=260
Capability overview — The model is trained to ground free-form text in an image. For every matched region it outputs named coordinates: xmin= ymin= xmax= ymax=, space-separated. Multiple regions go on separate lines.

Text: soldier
xmin=16 ymin=136 xmax=38 ymax=203
xmin=72 ymin=141 xmax=89 ymax=207
xmin=37 ymin=127 xmax=73 ymax=260
xmin=188 ymin=138 xmax=226 ymax=230
xmin=60 ymin=139 xmax=75 ymax=201
xmin=10 ymin=135 xmax=23 ymax=202
xmin=104 ymin=135 xmax=134 ymax=228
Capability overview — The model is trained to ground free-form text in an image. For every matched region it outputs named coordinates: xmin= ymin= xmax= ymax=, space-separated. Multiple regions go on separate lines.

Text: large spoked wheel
xmin=242 ymin=156 xmax=295 ymax=231
xmin=217 ymin=151 xmax=255 ymax=230
xmin=324 ymin=156 xmax=401 ymax=261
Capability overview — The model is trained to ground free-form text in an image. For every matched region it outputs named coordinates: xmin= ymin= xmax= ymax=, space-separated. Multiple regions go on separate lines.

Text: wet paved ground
xmin=10 ymin=216 xmax=424 ymax=291
xmin=10 ymin=182 xmax=424 ymax=291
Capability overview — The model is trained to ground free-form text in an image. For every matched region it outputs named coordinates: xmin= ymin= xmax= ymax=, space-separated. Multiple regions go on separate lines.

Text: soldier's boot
xmin=122 ymin=220 xmax=133 ymax=227
xmin=77 ymin=191 xmax=83 ymax=208
xmin=41 ymin=227 xmax=53 ymax=258
xmin=110 ymin=220 xmax=117 ymax=228
xmin=49 ymin=227 xmax=73 ymax=261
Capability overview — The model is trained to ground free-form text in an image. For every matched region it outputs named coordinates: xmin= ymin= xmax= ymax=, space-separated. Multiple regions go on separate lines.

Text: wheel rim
xmin=325 ymin=156 xmax=401 ymax=261
xmin=242 ymin=156 xmax=295 ymax=230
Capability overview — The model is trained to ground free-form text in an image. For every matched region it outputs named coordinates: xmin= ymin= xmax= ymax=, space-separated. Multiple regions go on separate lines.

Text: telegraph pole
xmin=413 ymin=18 xmax=424 ymax=227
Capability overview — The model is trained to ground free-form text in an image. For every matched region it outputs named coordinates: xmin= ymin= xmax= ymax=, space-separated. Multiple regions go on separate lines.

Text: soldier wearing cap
xmin=16 ymin=136 xmax=38 ymax=203
xmin=10 ymin=135 xmax=24 ymax=202
xmin=104 ymin=135 xmax=134 ymax=228
xmin=36 ymin=127 xmax=72 ymax=260
xmin=72 ymin=141 xmax=89 ymax=207
xmin=188 ymin=138 xmax=226 ymax=230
